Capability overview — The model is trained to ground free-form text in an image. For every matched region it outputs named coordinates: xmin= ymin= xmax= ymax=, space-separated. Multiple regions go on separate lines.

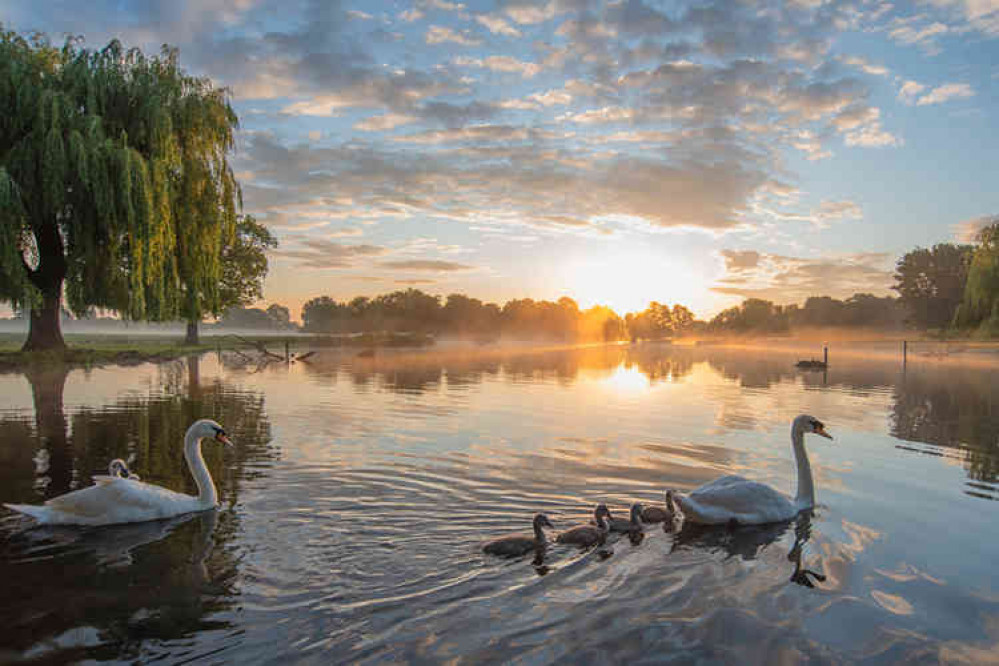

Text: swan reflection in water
xmin=670 ymin=511 xmax=825 ymax=588
xmin=15 ymin=508 xmax=219 ymax=571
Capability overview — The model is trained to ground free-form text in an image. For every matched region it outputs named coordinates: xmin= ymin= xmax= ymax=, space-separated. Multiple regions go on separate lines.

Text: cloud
xmin=720 ymin=249 xmax=762 ymax=271
xmin=888 ymin=19 xmax=949 ymax=51
xmin=953 ymin=214 xmax=999 ymax=242
xmin=380 ymin=260 xmax=475 ymax=271
xmin=453 ymin=55 xmax=542 ymax=78
xmin=399 ymin=8 xmax=424 ymax=22
xmin=426 ymin=25 xmax=481 ymax=45
xmin=273 ymin=238 xmax=388 ymax=270
xmin=238 ymin=132 xmax=768 ymax=240
xmin=425 ymin=0 xmax=466 ymax=11
xmin=713 ymin=251 xmax=894 ymax=302
xmin=562 ymin=106 xmax=638 ymax=124
xmin=393 ymin=124 xmax=537 ymax=144
xmin=604 ymin=0 xmax=674 ymax=36
xmin=844 ymin=121 xmax=902 ymax=147
xmin=503 ymin=1 xmax=558 ymax=25
xmin=916 ymin=82 xmax=975 ymax=105
xmin=830 ymin=105 xmax=880 ymax=131
xmin=815 ymin=200 xmax=862 ymax=221
xmin=396 ymin=279 xmax=438 ymax=285
xmin=897 ymin=80 xmax=926 ymax=104
xmin=924 ymin=0 xmax=999 ymax=36
xmin=354 ymin=113 xmax=420 ymax=131
xmin=346 ymin=9 xmax=373 ymax=20
xmin=34 ymin=0 xmax=935 ymax=276
xmin=839 ymin=55 xmax=890 ymax=77
xmin=475 ymin=14 xmax=522 ymax=36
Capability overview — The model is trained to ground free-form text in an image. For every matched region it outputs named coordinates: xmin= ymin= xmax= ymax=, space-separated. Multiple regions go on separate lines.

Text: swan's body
xmin=674 ymin=415 xmax=832 ymax=526
xmin=4 ymin=420 xmax=232 ymax=526
xmin=640 ymin=490 xmax=675 ymax=524
xmin=558 ymin=504 xmax=611 ymax=547
xmin=483 ymin=514 xmax=553 ymax=557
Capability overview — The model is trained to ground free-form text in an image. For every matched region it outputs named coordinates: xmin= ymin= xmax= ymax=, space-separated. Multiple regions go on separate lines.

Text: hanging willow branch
xmin=0 ymin=28 xmax=243 ymax=340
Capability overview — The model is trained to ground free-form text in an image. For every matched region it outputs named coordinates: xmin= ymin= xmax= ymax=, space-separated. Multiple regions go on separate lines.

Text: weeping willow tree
xmin=185 ymin=215 xmax=274 ymax=344
xmin=171 ymin=71 xmax=240 ymax=345
xmin=955 ymin=221 xmax=999 ymax=333
xmin=0 ymin=29 xmax=241 ymax=351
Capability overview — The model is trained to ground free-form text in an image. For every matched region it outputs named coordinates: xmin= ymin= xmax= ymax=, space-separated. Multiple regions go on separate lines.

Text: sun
xmin=560 ymin=245 xmax=707 ymax=315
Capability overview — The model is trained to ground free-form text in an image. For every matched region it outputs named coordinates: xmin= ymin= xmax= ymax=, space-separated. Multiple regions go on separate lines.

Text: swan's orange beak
xmin=815 ymin=425 xmax=833 ymax=440
xmin=216 ymin=433 xmax=233 ymax=447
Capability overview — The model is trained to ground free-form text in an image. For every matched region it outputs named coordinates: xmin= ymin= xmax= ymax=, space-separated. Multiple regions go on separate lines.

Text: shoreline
xmin=2 ymin=330 xmax=999 ymax=373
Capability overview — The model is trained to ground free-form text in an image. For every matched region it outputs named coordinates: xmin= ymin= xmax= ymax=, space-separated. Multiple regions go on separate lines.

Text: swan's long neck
xmin=184 ymin=430 xmax=217 ymax=505
xmin=792 ymin=424 xmax=815 ymax=509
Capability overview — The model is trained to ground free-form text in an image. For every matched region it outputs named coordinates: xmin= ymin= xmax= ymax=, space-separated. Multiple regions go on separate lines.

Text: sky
xmin=4 ymin=0 xmax=998 ymax=320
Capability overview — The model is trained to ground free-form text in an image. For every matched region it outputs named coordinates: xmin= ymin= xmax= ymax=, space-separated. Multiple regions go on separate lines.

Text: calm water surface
xmin=1 ymin=344 xmax=998 ymax=664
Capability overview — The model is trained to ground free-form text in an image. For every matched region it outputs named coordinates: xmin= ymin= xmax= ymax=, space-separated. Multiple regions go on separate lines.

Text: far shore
xmin=3 ymin=327 xmax=999 ymax=374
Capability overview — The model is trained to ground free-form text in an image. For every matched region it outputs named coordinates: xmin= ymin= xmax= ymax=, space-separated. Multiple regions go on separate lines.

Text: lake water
xmin=1 ymin=343 xmax=998 ymax=664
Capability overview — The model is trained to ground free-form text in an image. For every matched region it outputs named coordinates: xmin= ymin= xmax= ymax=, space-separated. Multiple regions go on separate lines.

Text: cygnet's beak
xmin=815 ymin=426 xmax=833 ymax=440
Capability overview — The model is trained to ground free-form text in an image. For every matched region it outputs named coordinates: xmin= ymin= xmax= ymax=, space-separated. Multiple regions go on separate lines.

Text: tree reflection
xmin=0 ymin=355 xmax=275 ymax=662
xmin=891 ymin=365 xmax=999 ymax=483
xmin=296 ymin=344 xmax=696 ymax=395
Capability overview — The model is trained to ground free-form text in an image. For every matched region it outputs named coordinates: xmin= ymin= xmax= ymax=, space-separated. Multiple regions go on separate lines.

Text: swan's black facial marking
xmin=212 ymin=426 xmax=233 ymax=445
xmin=808 ymin=418 xmax=833 ymax=439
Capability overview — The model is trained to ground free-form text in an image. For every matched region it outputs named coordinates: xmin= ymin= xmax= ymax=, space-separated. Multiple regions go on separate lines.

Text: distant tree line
xmin=300 ymin=290 xmax=632 ymax=342
xmin=891 ymin=218 xmax=999 ymax=335
xmin=704 ymin=293 xmax=905 ymax=334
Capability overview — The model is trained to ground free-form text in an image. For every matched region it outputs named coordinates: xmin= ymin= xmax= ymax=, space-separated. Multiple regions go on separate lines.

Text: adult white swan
xmin=3 ymin=419 xmax=232 ymax=526
xmin=673 ymin=414 xmax=833 ymax=525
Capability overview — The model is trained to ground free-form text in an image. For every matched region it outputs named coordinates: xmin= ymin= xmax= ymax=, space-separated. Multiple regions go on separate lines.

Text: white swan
xmin=673 ymin=414 xmax=833 ymax=525
xmin=3 ymin=419 xmax=232 ymax=526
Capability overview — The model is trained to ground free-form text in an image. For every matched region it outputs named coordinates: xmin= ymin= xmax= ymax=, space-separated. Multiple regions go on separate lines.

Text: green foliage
xmin=892 ymin=244 xmax=974 ymax=330
xmin=955 ymin=222 xmax=999 ymax=333
xmin=214 ymin=215 xmax=277 ymax=318
xmin=705 ymin=294 xmax=904 ymax=334
xmin=0 ymin=31 xmax=173 ymax=316
xmin=266 ymin=304 xmax=291 ymax=327
xmin=220 ymin=303 xmax=292 ymax=330
xmin=708 ymin=298 xmax=792 ymax=334
xmin=0 ymin=28 xmax=244 ymax=349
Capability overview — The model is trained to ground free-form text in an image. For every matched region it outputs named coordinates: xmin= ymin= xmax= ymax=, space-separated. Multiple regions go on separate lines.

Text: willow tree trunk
xmin=185 ymin=320 xmax=200 ymax=345
xmin=22 ymin=226 xmax=68 ymax=352
xmin=23 ymin=292 xmax=66 ymax=351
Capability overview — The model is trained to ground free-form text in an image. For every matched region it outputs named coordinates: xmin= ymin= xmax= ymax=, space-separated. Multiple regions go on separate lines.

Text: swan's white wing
xmin=678 ymin=475 xmax=797 ymax=525
xmin=37 ymin=479 xmax=204 ymax=525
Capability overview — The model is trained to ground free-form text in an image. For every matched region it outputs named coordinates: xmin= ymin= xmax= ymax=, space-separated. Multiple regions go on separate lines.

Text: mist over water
xmin=1 ymin=344 xmax=998 ymax=663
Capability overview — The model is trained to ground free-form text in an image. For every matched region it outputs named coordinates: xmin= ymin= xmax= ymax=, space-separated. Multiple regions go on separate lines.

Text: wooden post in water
xmin=903 ymin=340 xmax=907 ymax=368
xmin=823 ymin=345 xmax=828 ymax=366
xmin=285 ymin=340 xmax=290 ymax=362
